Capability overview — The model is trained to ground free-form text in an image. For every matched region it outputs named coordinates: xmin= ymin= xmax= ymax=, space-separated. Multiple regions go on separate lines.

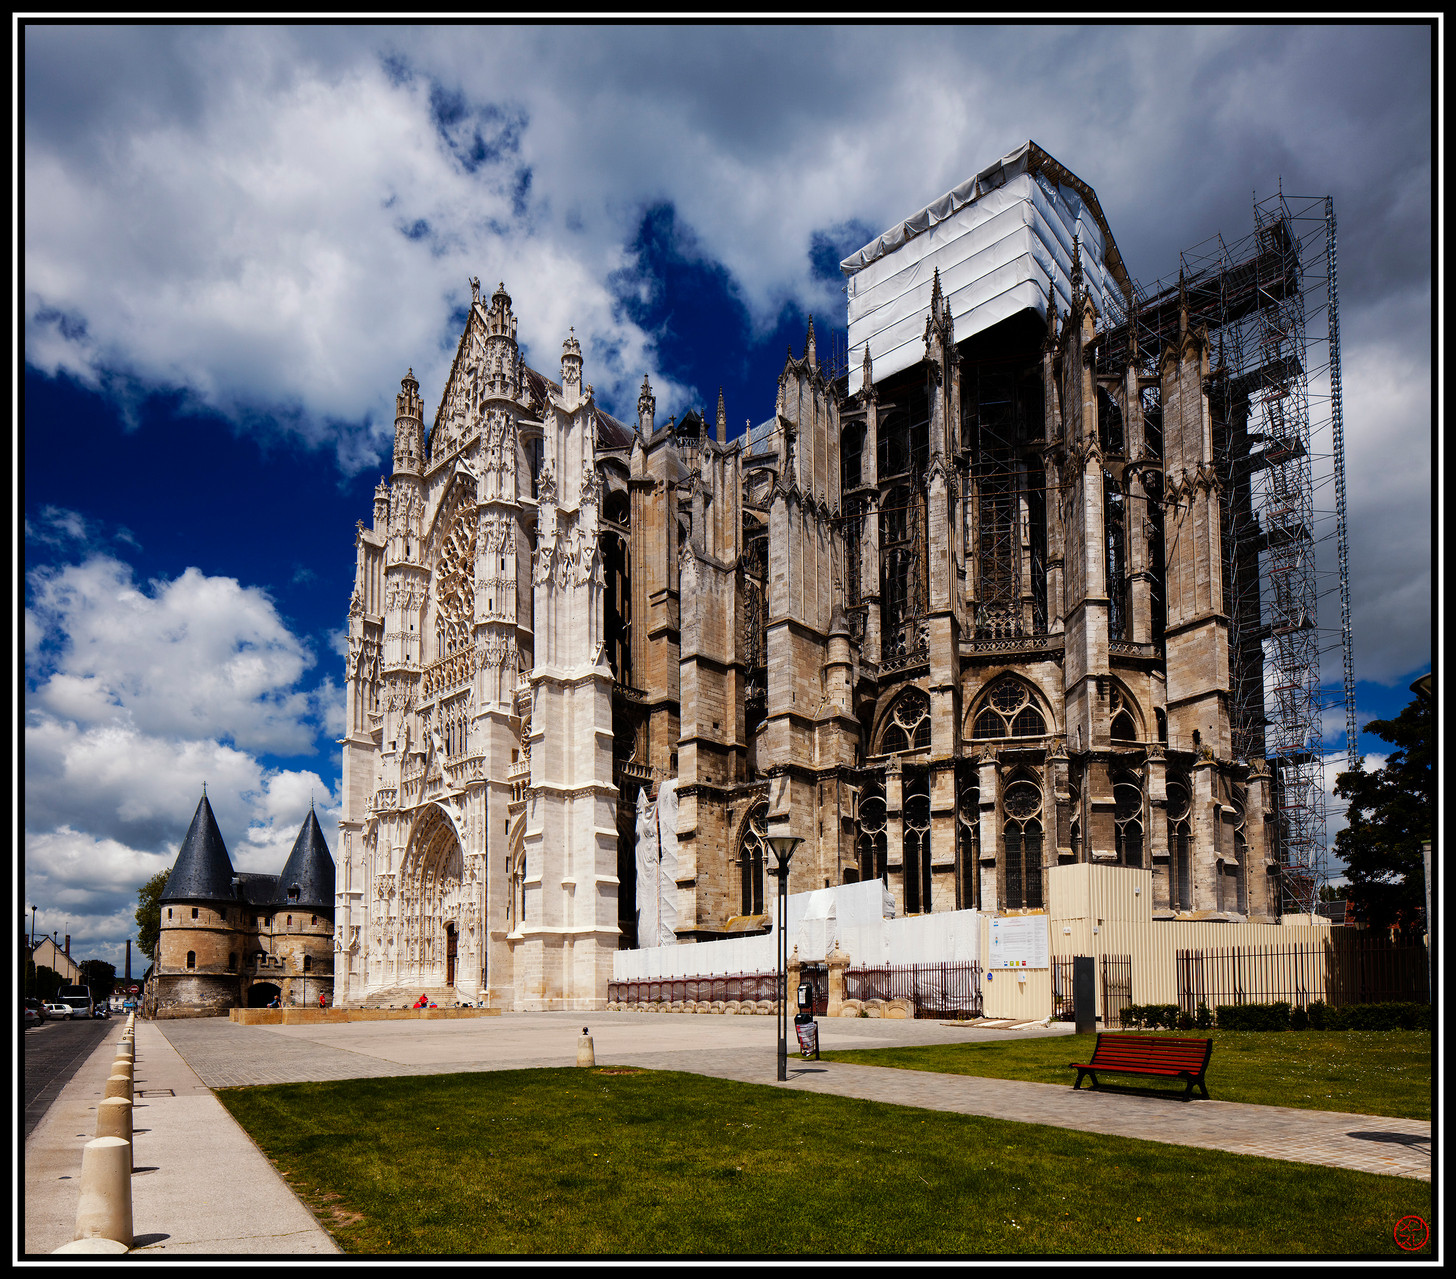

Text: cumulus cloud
xmin=27 ymin=554 xmax=319 ymax=753
xmin=23 ymin=547 xmax=342 ymax=970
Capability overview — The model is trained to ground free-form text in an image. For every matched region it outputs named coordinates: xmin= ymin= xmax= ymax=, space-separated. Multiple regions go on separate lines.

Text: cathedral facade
xmin=336 ymin=145 xmax=1281 ymax=1012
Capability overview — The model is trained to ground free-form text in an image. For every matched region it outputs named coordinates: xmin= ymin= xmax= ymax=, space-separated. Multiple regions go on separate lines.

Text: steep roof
xmin=276 ymin=807 xmax=336 ymax=916
xmin=160 ymin=795 xmax=237 ymax=904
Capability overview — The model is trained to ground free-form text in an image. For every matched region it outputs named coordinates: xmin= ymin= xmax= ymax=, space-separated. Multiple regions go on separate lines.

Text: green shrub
xmin=1305 ymin=1000 xmax=1330 ymax=1030
xmin=1195 ymin=1002 xmax=1213 ymax=1030
xmin=1215 ymin=1002 xmax=1291 ymax=1031
xmin=1289 ymin=1005 xmax=1309 ymax=1031
xmin=1329 ymin=1002 xmax=1431 ymax=1032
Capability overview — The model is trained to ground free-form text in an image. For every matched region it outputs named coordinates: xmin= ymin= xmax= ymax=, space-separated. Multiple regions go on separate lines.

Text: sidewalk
xmin=23 ymin=1012 xmax=1430 ymax=1257
xmin=22 ymin=1020 xmax=339 ymax=1256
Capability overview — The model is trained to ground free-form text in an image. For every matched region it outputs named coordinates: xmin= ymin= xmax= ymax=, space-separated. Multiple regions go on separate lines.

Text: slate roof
xmin=276 ymin=807 xmax=336 ymax=916
xmin=160 ymin=795 xmax=237 ymax=904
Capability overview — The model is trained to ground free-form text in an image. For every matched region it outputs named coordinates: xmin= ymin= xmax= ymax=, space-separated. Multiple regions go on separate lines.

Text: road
xmin=22 ymin=1012 xmax=115 ymax=1139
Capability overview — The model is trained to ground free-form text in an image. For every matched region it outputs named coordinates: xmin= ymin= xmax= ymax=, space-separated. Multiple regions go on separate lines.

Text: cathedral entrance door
xmin=445 ymin=923 xmax=457 ymax=987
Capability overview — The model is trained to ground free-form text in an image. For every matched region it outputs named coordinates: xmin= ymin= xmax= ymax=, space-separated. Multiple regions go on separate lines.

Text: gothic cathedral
xmin=337 ymin=147 xmax=1281 ymax=1011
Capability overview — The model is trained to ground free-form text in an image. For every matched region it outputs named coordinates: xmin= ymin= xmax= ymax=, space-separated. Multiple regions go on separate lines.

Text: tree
xmin=135 ymin=869 xmax=171 ymax=959
xmin=1333 ymin=690 xmax=1432 ymax=935
xmin=80 ymin=958 xmax=116 ymax=1000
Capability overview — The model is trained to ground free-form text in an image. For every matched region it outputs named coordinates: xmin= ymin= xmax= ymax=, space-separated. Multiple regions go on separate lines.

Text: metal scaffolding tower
xmin=1122 ymin=193 xmax=1353 ymax=918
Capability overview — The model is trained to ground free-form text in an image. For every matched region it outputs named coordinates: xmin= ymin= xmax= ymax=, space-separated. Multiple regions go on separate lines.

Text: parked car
xmin=44 ymin=1002 xmax=72 ymax=1020
xmin=24 ymin=998 xmax=47 ymax=1026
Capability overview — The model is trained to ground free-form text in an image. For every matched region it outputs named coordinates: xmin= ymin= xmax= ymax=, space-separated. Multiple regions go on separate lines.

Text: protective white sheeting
xmin=612 ymin=880 xmax=985 ymax=982
xmin=842 ymin=145 xmax=1123 ymax=396
xmin=655 ymin=780 xmax=679 ymax=947
xmin=634 ymin=781 xmax=680 ymax=950
xmin=634 ymin=788 xmax=658 ymax=950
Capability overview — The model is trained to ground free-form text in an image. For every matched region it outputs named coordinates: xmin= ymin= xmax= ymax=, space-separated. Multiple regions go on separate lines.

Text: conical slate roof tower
xmin=160 ymin=794 xmax=236 ymax=904
xmin=277 ymin=806 xmax=336 ymax=917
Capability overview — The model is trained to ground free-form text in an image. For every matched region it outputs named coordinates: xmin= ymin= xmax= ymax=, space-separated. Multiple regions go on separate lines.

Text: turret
xmin=277 ymin=806 xmax=336 ymax=918
xmin=393 ymin=369 xmax=424 ymax=478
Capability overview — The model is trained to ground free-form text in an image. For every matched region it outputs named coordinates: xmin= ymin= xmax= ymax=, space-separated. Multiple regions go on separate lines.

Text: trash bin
xmin=794 ymin=1012 xmax=819 ymax=1059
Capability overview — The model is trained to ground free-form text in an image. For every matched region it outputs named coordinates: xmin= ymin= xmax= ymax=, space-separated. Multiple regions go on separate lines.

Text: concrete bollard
xmin=53 ymin=1238 xmax=129 ymax=1254
xmin=96 ymin=1096 xmax=132 ymax=1144
xmin=111 ymin=1059 xmax=133 ymax=1085
xmin=103 ymin=1074 xmax=131 ymax=1101
xmin=577 ymin=1026 xmax=595 ymax=1067
xmin=74 ymin=1136 xmax=133 ymax=1246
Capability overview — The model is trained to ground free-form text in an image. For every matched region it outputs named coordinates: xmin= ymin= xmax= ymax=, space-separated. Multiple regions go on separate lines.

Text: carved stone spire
xmin=715 ymin=387 xmax=727 ymax=444
xmin=637 ymin=374 xmax=656 ymax=437
xmin=561 ymin=326 xmax=583 ymax=399
xmin=805 ymin=315 xmax=817 ymax=370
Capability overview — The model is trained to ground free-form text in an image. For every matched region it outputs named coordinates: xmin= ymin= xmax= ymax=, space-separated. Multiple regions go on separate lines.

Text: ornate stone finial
xmin=1070 ymin=234 xmax=1083 ymax=297
xmin=930 ymin=267 xmax=944 ymax=319
xmin=716 ymin=387 xmax=727 ymax=444
xmin=805 ymin=314 xmax=817 ymax=368
xmin=637 ymin=374 xmax=656 ymax=435
xmin=561 ymin=326 xmax=583 ymax=394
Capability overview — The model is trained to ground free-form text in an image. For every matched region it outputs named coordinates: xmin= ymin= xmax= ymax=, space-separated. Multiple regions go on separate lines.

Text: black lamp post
xmin=765 ymin=833 xmax=803 ymax=1081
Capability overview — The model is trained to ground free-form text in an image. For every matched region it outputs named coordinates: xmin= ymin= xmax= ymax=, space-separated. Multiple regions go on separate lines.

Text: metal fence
xmin=1100 ymin=954 xmax=1133 ymax=1029
xmin=1175 ymin=935 xmax=1429 ymax=1014
xmin=607 ymin=972 xmax=781 ymax=1006
xmin=843 ymin=962 xmax=983 ymax=1020
xmin=1050 ymin=958 xmax=1076 ymax=1021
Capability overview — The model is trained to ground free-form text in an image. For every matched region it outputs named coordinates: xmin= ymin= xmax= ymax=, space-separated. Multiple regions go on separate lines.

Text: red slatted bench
xmin=1070 ymin=1033 xmax=1213 ymax=1100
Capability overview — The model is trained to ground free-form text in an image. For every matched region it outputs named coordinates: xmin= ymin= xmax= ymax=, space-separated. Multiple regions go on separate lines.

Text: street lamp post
xmin=765 ymin=834 xmax=803 ymax=1081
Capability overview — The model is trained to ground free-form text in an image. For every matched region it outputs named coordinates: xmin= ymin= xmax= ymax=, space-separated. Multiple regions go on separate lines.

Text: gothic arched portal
xmin=404 ymin=804 xmax=469 ymax=990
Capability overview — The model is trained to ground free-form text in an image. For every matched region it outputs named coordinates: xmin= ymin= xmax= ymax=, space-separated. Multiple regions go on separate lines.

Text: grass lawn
xmin=217 ymin=1067 xmax=1430 ymax=1256
xmin=819 ymin=1030 xmax=1431 ymax=1120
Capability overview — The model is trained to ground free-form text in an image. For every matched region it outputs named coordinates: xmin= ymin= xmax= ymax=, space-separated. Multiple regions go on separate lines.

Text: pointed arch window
xmin=739 ymin=803 xmax=768 ymax=916
xmin=972 ymin=678 xmax=1046 ymax=739
xmin=1002 ymin=774 xmax=1044 ymax=910
xmin=1113 ymin=772 xmax=1144 ymax=868
xmin=1109 ymin=685 xmax=1140 ymax=742
xmin=879 ymin=688 xmax=931 ymax=755
xmin=857 ymin=780 xmax=887 ymax=885
xmin=1167 ymin=779 xmax=1192 ymax=911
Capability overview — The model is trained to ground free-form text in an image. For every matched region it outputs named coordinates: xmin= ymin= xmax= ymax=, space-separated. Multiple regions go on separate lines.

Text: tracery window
xmin=879 ymin=688 xmax=931 ymax=755
xmin=1109 ymin=685 xmax=1140 ymax=742
xmin=956 ymin=765 xmax=979 ymax=910
xmin=1113 ymin=772 xmax=1144 ymax=868
xmin=1231 ymin=795 xmax=1248 ymax=914
xmin=903 ymin=772 xmax=931 ymax=914
xmin=739 ymin=802 xmax=768 ymax=917
xmin=857 ymin=780 xmax=887 ymax=885
xmin=1167 ymin=778 xmax=1192 ymax=911
xmin=1002 ymin=773 xmax=1044 ymax=910
xmin=971 ymin=678 xmax=1047 ymax=739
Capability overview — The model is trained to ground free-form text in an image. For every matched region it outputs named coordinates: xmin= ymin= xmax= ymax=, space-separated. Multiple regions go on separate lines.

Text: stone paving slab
xmin=23 ymin=1021 xmax=339 ymax=1256
xmin=155 ymin=1012 xmax=1430 ymax=1182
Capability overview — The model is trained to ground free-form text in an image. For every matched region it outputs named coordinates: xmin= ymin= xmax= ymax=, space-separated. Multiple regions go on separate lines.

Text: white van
xmin=57 ymin=985 xmax=94 ymax=1019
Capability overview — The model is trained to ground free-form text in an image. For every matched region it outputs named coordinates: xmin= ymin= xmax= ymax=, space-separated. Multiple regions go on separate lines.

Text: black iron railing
xmin=843 ymin=962 xmax=983 ymax=1020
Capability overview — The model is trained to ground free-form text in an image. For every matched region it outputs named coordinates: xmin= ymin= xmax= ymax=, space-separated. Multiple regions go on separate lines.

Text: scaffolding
xmin=1118 ymin=193 xmax=1353 ymax=917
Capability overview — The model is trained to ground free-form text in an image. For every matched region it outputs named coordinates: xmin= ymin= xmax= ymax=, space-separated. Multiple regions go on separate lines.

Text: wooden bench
xmin=1070 ymin=1032 xmax=1213 ymax=1100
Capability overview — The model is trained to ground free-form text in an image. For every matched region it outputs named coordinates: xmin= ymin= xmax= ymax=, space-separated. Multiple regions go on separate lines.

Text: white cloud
xmin=23 ymin=547 xmax=342 ymax=968
xmin=27 ymin=555 xmax=319 ymax=754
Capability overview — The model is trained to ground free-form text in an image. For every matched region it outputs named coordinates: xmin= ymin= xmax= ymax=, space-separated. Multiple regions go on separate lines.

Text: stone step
xmin=348 ymin=985 xmax=471 ymax=1010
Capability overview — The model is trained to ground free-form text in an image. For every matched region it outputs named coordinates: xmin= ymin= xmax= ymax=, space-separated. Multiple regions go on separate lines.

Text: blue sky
xmin=21 ymin=23 xmax=1435 ymax=970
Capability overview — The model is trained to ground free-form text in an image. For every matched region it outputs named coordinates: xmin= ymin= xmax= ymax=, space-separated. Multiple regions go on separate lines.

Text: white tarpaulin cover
xmin=634 ymin=780 xmax=680 ymax=949
xmin=841 ymin=141 xmax=1129 ymax=395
